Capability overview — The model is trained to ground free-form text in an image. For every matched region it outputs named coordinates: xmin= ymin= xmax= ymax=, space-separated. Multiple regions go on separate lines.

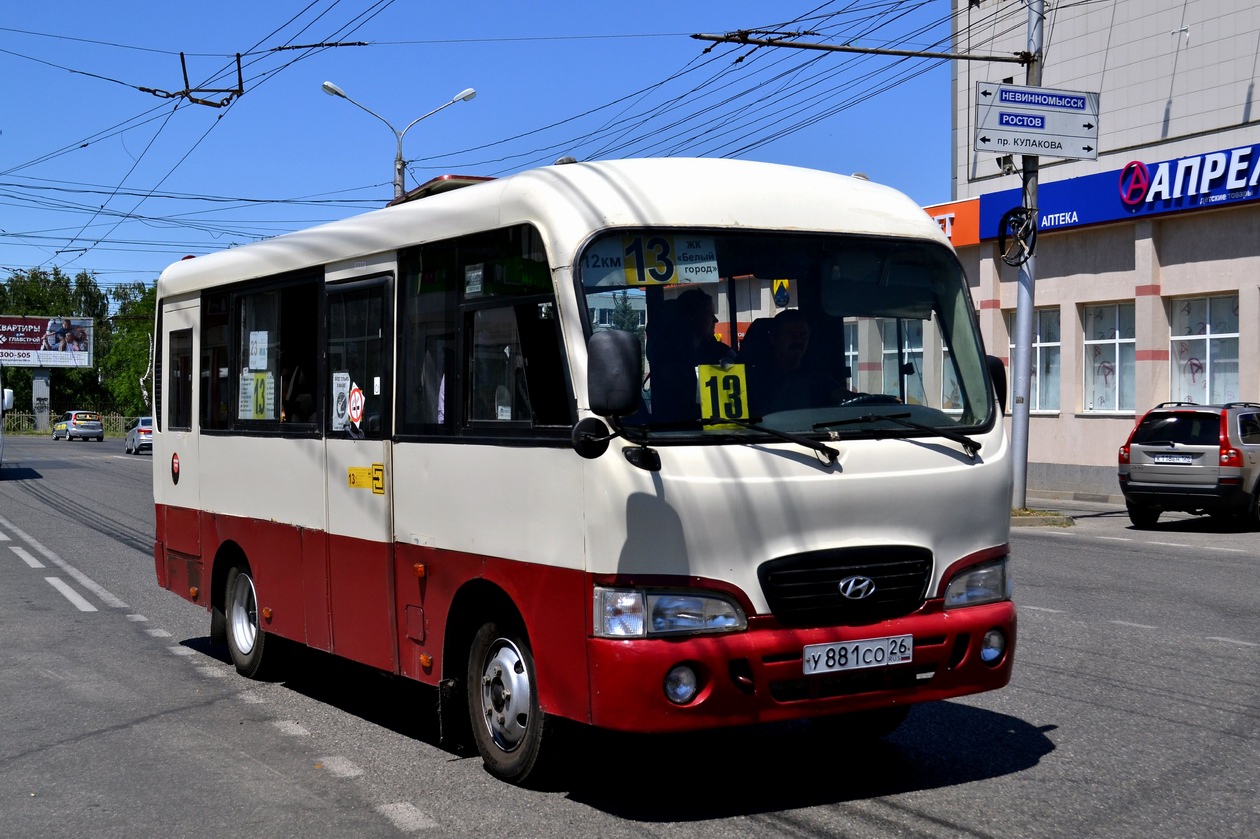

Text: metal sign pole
xmin=1010 ymin=0 xmax=1044 ymax=510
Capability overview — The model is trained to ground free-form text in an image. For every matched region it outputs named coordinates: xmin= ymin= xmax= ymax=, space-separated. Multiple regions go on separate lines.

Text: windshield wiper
xmin=701 ymin=417 xmax=839 ymax=463
xmin=815 ymin=413 xmax=981 ymax=458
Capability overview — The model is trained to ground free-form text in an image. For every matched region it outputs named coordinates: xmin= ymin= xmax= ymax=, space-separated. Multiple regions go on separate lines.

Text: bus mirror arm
xmin=570 ymin=416 xmax=661 ymax=471
xmin=572 ymin=417 xmax=617 ymax=459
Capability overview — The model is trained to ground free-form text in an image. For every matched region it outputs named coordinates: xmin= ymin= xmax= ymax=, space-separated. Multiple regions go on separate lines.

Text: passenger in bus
xmin=747 ymin=309 xmax=859 ymax=415
xmin=280 ymin=366 xmax=314 ymax=423
xmin=649 ymin=288 xmax=735 ymax=421
xmin=676 ymin=288 xmax=735 ymax=366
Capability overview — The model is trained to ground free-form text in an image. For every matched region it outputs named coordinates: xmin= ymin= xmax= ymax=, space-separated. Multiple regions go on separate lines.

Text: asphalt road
xmin=0 ymin=434 xmax=1256 ymax=838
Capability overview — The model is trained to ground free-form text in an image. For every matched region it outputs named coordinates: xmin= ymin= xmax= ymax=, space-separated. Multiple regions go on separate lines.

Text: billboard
xmin=0 ymin=316 xmax=95 ymax=367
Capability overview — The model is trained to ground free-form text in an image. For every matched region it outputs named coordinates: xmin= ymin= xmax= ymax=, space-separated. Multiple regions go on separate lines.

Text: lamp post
xmin=321 ymin=81 xmax=476 ymax=200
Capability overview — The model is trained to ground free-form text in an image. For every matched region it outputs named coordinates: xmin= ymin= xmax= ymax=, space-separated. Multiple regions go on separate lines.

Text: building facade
xmin=935 ymin=0 xmax=1260 ymax=499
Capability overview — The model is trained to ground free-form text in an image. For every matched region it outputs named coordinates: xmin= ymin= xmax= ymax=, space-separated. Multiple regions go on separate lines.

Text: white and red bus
xmin=153 ymin=157 xmax=1015 ymax=784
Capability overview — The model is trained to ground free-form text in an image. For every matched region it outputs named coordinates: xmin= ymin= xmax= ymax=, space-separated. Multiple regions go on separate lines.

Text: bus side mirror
xmin=986 ymin=355 xmax=1007 ymax=414
xmin=587 ymin=330 xmax=642 ymax=418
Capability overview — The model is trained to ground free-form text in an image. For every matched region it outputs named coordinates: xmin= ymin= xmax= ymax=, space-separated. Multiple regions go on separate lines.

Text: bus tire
xmin=210 ymin=602 xmax=227 ymax=646
xmin=467 ymin=620 xmax=551 ymax=785
xmin=224 ymin=566 xmax=273 ymax=679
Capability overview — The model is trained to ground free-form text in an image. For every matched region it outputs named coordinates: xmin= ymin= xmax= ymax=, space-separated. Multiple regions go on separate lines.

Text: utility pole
xmin=1009 ymin=0 xmax=1044 ymax=510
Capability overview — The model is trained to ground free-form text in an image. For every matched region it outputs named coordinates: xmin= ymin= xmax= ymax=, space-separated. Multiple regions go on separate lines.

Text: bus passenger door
xmin=154 ymin=301 xmax=202 ymax=572
xmin=323 ymin=277 xmax=396 ymax=672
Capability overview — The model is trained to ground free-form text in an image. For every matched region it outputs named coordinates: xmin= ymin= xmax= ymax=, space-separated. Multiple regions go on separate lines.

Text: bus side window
xmin=231 ymin=279 xmax=320 ymax=429
xmin=201 ymin=293 xmax=232 ymax=429
xmin=399 ymin=242 xmax=458 ymax=435
xmin=469 ymin=307 xmax=522 ymax=422
xmin=169 ymin=328 xmax=193 ymax=431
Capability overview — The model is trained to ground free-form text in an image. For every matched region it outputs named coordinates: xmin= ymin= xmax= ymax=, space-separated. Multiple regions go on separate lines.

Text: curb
xmin=1010 ymin=514 xmax=1074 ymax=527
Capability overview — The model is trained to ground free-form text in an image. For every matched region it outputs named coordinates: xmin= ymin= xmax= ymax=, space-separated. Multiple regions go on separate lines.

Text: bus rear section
xmin=151 ymin=157 xmax=1013 ymax=786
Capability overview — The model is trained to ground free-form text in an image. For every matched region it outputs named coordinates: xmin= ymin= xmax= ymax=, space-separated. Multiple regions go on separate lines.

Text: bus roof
xmin=156 ymin=157 xmax=948 ymax=299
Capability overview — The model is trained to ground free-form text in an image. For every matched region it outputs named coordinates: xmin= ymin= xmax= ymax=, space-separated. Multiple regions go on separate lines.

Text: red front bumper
xmin=586 ymin=599 xmax=1016 ymax=733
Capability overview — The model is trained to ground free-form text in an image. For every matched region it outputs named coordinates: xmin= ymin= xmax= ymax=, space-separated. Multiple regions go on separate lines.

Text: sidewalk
xmin=1013 ymin=489 xmax=1125 ymax=527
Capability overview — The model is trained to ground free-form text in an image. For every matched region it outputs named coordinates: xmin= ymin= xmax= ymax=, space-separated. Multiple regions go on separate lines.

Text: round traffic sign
xmin=348 ymin=385 xmax=365 ymax=424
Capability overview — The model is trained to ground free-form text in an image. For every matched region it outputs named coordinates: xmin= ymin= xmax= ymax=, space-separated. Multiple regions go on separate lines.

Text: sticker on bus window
xmin=238 ymin=371 xmax=275 ymax=420
xmin=331 ymin=371 xmax=350 ymax=432
xmin=698 ymin=363 xmax=749 ymax=423
xmin=248 ymin=331 xmax=268 ymax=369
xmin=581 ymin=235 xmax=719 ymax=287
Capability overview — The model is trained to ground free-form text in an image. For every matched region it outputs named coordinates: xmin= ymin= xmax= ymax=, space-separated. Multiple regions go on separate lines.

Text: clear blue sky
xmin=0 ymin=1 xmax=958 ymax=291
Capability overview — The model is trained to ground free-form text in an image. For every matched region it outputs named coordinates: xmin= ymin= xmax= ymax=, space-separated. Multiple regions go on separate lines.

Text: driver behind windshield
xmin=747 ymin=309 xmax=859 ymax=415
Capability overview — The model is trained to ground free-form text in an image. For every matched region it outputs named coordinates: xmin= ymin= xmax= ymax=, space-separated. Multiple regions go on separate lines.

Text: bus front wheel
xmin=224 ymin=566 xmax=273 ymax=679
xmin=466 ymin=621 xmax=552 ymax=785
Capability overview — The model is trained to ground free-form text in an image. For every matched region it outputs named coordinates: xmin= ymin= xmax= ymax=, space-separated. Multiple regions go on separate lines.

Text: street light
xmin=321 ymin=81 xmax=476 ymax=200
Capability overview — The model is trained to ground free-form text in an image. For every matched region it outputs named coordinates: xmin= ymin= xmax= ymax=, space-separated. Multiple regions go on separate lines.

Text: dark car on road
xmin=1118 ymin=401 xmax=1260 ymax=528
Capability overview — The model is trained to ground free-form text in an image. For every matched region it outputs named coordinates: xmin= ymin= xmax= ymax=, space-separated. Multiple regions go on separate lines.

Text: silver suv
xmin=1118 ymin=401 xmax=1260 ymax=529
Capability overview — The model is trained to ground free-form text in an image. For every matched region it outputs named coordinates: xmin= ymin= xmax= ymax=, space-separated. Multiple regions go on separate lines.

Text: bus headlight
xmin=943 ymin=558 xmax=1011 ymax=608
xmin=593 ymin=588 xmax=747 ymax=638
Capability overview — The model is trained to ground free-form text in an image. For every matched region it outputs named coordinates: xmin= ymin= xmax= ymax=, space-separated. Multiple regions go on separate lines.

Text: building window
xmin=1007 ymin=308 xmax=1060 ymax=412
xmin=844 ymin=321 xmax=859 ymax=394
xmin=1170 ymin=295 xmax=1239 ymax=403
xmin=1083 ymin=303 xmax=1135 ymax=412
xmin=880 ymin=319 xmax=924 ymax=405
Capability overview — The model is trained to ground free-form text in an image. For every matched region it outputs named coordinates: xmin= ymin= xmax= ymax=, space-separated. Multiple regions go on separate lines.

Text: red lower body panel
xmin=156 ymin=503 xmax=1015 ymax=735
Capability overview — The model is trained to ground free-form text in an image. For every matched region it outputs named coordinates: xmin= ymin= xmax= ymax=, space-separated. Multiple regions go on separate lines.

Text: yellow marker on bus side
xmin=348 ymin=463 xmax=387 ymax=494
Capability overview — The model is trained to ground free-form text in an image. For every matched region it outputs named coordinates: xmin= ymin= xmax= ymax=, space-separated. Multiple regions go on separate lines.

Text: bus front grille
xmin=757 ymin=546 xmax=932 ymax=627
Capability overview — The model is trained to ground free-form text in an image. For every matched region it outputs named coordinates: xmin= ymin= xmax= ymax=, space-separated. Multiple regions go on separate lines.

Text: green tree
xmin=100 ymin=282 xmax=157 ymax=415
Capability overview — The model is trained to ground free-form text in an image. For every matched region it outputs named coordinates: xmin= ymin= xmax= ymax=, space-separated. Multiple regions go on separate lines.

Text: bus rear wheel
xmin=467 ymin=621 xmax=552 ymax=785
xmin=224 ymin=566 xmax=273 ymax=679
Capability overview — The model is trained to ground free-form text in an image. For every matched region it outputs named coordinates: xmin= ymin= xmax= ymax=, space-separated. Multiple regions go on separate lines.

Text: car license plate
xmin=802 ymin=634 xmax=913 ymax=675
xmin=1153 ymin=453 xmax=1192 ymax=464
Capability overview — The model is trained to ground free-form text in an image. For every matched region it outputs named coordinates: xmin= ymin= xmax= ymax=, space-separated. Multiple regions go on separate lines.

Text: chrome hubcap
xmin=478 ymin=639 xmax=531 ymax=752
xmin=228 ymin=573 xmax=258 ymax=655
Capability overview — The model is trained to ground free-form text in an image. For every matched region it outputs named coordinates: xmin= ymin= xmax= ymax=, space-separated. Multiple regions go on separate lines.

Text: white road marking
xmin=1110 ymin=620 xmax=1157 ymax=629
xmin=0 ymin=529 xmax=10 ymax=541
xmin=127 ymin=614 xmax=148 ymax=622
xmin=1021 ymin=605 xmax=1064 ymax=613
xmin=376 ymin=803 xmax=439 ymax=832
xmin=1206 ymin=637 xmax=1259 ymax=648
xmin=1098 ymin=536 xmax=1132 ymax=542
xmin=10 ymin=546 xmax=44 ymax=568
xmin=168 ymin=646 xmax=196 ymax=656
xmin=196 ymin=666 xmax=229 ymax=678
xmin=0 ymin=513 xmax=127 ymax=608
xmin=317 ymin=756 xmax=364 ymax=778
xmin=146 ymin=628 xmax=172 ymax=638
xmin=272 ymin=720 xmax=310 ymax=736
xmin=45 ymin=577 xmax=97 ymax=611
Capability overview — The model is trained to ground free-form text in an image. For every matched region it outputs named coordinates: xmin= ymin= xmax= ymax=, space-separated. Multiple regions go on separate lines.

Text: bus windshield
xmin=580 ymin=230 xmax=993 ymax=437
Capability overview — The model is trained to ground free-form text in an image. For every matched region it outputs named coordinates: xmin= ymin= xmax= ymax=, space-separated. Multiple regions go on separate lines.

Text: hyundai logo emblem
xmin=838 ymin=575 xmax=876 ymax=600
